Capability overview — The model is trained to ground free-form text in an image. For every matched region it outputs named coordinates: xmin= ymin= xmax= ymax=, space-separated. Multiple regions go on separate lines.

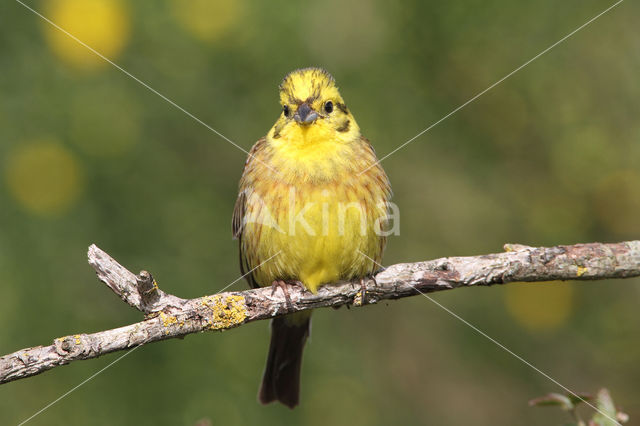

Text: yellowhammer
xmin=232 ymin=67 xmax=391 ymax=408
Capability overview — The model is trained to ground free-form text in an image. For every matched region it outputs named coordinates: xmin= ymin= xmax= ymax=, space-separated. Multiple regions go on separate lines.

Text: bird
xmin=232 ymin=67 xmax=391 ymax=408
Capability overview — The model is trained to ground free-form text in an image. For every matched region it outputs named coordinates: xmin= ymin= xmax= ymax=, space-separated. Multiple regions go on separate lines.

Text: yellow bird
xmin=232 ymin=67 xmax=391 ymax=408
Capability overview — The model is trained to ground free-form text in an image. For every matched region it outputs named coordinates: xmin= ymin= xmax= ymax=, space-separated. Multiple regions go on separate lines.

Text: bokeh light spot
xmin=171 ymin=0 xmax=244 ymax=43
xmin=4 ymin=140 xmax=85 ymax=216
xmin=504 ymin=282 xmax=573 ymax=332
xmin=44 ymin=0 xmax=130 ymax=70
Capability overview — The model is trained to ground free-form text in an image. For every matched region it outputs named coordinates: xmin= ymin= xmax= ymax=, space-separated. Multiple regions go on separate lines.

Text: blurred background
xmin=1 ymin=0 xmax=638 ymax=424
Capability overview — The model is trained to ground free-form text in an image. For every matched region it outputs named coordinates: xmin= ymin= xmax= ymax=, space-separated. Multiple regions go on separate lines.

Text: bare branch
xmin=1 ymin=241 xmax=639 ymax=385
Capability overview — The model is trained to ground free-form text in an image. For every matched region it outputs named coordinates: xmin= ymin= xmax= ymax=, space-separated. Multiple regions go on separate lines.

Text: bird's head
xmin=269 ymin=67 xmax=359 ymax=145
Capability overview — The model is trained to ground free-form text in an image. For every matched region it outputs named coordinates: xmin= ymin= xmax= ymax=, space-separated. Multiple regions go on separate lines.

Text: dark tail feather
xmin=259 ymin=314 xmax=311 ymax=409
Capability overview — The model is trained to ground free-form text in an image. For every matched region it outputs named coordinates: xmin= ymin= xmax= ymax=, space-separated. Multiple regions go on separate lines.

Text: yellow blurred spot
xmin=576 ymin=266 xmax=587 ymax=277
xmin=44 ymin=0 xmax=130 ymax=70
xmin=504 ymin=282 xmax=573 ymax=332
xmin=4 ymin=140 xmax=84 ymax=216
xmin=171 ymin=0 xmax=243 ymax=42
xmin=594 ymin=170 xmax=640 ymax=235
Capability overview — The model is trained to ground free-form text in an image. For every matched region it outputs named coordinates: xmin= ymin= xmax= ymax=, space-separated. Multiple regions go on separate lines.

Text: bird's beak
xmin=294 ymin=102 xmax=318 ymax=125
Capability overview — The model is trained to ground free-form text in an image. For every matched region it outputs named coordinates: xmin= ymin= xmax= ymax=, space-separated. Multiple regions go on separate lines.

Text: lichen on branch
xmin=1 ymin=240 xmax=639 ymax=385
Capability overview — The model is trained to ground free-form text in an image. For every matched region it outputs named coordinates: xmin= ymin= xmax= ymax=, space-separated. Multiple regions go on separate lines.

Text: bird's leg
xmin=370 ymin=274 xmax=379 ymax=287
xmin=271 ymin=280 xmax=293 ymax=309
xmin=271 ymin=280 xmax=306 ymax=310
xmin=359 ymin=275 xmax=378 ymax=305
xmin=349 ymin=278 xmax=360 ymax=307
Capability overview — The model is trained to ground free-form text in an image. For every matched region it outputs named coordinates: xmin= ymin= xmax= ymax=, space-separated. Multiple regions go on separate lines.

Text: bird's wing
xmin=360 ymin=136 xmax=393 ymax=270
xmin=232 ymin=190 xmax=245 ymax=240
xmin=232 ymin=137 xmax=268 ymax=289
xmin=232 ymin=137 xmax=267 ymax=239
xmin=233 ymin=185 xmax=260 ymax=288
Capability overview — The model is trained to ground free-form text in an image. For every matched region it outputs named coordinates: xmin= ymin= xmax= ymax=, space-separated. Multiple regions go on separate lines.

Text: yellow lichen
xmin=576 ymin=266 xmax=587 ymax=277
xmin=353 ymin=291 xmax=363 ymax=307
xmin=74 ymin=334 xmax=81 ymax=345
xmin=159 ymin=312 xmax=178 ymax=335
xmin=201 ymin=294 xmax=247 ymax=330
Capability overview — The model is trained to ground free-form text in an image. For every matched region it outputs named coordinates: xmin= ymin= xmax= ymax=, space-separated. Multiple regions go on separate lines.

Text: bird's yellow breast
xmin=238 ymin=135 xmax=390 ymax=293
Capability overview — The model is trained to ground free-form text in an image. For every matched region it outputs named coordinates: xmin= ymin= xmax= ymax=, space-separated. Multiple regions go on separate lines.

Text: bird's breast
xmin=239 ymin=134 xmax=390 ymax=292
xmin=242 ymin=176 xmax=387 ymax=293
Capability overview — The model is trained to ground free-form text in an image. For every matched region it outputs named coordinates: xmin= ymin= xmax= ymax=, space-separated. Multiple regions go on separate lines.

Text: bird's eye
xmin=283 ymin=105 xmax=290 ymax=117
xmin=324 ymin=101 xmax=333 ymax=114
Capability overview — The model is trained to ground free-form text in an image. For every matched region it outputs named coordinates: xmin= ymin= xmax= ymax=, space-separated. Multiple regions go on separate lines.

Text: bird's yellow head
xmin=268 ymin=68 xmax=360 ymax=146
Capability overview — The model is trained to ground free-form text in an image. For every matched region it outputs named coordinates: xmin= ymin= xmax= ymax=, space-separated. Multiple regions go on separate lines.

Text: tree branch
xmin=1 ymin=241 xmax=639 ymax=385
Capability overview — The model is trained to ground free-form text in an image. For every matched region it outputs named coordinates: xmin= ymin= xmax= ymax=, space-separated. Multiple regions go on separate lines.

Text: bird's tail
xmin=258 ymin=312 xmax=311 ymax=409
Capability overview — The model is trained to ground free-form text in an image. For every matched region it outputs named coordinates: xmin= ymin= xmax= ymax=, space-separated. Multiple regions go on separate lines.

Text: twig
xmin=1 ymin=241 xmax=639 ymax=385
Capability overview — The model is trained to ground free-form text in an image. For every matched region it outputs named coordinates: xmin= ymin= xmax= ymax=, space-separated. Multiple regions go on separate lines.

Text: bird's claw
xmin=359 ymin=275 xmax=378 ymax=305
xmin=271 ymin=280 xmax=305 ymax=310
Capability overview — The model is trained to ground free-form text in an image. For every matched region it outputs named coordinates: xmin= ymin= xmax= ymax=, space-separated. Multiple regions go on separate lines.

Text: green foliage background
xmin=1 ymin=0 xmax=638 ymax=424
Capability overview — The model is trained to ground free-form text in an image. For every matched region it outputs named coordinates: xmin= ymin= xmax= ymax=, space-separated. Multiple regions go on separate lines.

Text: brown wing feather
xmin=360 ymin=136 xmax=392 ymax=271
xmin=232 ymin=137 xmax=268 ymax=289
xmin=232 ymin=190 xmax=245 ymax=240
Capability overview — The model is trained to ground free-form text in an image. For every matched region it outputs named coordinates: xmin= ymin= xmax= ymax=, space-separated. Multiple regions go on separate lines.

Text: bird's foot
xmin=359 ymin=275 xmax=378 ymax=305
xmin=270 ymin=280 xmax=304 ymax=310
xmin=360 ymin=278 xmax=367 ymax=305
xmin=271 ymin=280 xmax=291 ymax=309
